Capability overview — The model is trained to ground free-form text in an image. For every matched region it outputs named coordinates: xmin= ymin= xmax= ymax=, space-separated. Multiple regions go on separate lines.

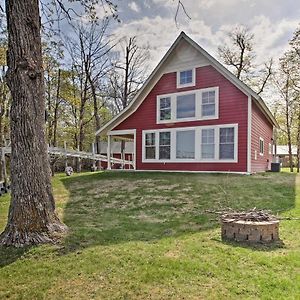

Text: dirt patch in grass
xmin=130 ymin=212 xmax=166 ymax=224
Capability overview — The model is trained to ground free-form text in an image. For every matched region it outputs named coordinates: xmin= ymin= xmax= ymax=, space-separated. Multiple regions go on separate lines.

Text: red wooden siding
xmin=114 ymin=65 xmax=249 ymax=172
xmin=251 ymin=100 xmax=273 ymax=172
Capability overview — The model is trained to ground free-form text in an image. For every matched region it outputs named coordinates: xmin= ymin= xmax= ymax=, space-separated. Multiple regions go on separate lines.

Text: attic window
xmin=177 ymin=68 xmax=195 ymax=88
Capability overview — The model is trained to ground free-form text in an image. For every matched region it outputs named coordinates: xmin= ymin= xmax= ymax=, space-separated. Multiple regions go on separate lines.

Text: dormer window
xmin=177 ymin=68 xmax=195 ymax=88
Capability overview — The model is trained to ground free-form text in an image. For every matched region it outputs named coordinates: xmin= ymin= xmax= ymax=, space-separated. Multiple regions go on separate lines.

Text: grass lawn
xmin=0 ymin=171 xmax=300 ymax=299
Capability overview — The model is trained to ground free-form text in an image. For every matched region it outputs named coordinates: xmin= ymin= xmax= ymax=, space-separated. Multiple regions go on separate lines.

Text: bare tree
xmin=218 ymin=25 xmax=273 ymax=95
xmin=63 ymin=18 xmax=113 ymax=166
xmin=108 ymin=37 xmax=149 ymax=161
xmin=109 ymin=36 xmax=149 ymax=113
xmin=218 ymin=26 xmax=255 ymax=80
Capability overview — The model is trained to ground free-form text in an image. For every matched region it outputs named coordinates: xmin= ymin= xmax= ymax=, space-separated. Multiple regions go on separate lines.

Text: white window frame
xmin=144 ymin=132 xmax=156 ymax=160
xmin=158 ymin=96 xmax=171 ymax=121
xmin=200 ymin=128 xmax=216 ymax=160
xmin=176 ymin=68 xmax=196 ymax=88
xmin=156 ymin=87 xmax=219 ymax=124
xmin=259 ymin=137 xmax=264 ymax=156
xmin=142 ymin=124 xmax=238 ymax=163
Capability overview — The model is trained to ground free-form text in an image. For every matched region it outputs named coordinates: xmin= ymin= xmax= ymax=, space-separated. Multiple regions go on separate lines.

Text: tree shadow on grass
xmin=59 ymin=171 xmax=297 ymax=254
xmin=0 ymin=246 xmax=30 ymax=268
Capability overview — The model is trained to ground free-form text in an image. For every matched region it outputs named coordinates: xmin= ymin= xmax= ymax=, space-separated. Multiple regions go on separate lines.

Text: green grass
xmin=0 ymin=171 xmax=300 ymax=299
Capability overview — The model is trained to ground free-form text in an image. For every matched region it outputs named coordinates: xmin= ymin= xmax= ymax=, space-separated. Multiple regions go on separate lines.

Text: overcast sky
xmin=99 ymin=0 xmax=299 ymax=72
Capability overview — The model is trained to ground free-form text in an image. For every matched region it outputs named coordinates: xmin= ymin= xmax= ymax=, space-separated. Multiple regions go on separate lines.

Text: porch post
xmin=107 ymin=134 xmax=111 ymax=170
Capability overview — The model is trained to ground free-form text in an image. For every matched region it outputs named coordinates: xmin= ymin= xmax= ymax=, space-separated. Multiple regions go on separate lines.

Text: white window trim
xmin=156 ymin=87 xmax=219 ymax=124
xmin=200 ymin=128 xmax=216 ymax=160
xmin=142 ymin=124 xmax=238 ymax=163
xmin=259 ymin=137 xmax=264 ymax=156
xmin=176 ymin=68 xmax=196 ymax=88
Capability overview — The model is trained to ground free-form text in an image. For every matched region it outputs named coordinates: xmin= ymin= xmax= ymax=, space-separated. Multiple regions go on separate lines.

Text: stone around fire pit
xmin=221 ymin=210 xmax=280 ymax=243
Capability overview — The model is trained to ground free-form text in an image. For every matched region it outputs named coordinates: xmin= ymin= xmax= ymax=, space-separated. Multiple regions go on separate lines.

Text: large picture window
xmin=201 ymin=129 xmax=215 ymax=159
xmin=176 ymin=94 xmax=195 ymax=119
xmin=145 ymin=132 xmax=156 ymax=159
xmin=159 ymin=132 xmax=171 ymax=160
xmin=219 ymin=127 xmax=235 ymax=159
xmin=176 ymin=130 xmax=195 ymax=159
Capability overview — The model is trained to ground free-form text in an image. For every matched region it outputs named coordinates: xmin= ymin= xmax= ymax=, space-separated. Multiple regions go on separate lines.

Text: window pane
xmin=202 ymin=144 xmax=215 ymax=159
xmin=219 ymin=127 xmax=235 ymax=159
xmin=220 ymin=128 xmax=234 ymax=143
xmin=176 ymin=130 xmax=195 ymax=159
xmin=220 ymin=144 xmax=234 ymax=159
xmin=202 ymin=129 xmax=215 ymax=159
xmin=160 ymin=109 xmax=171 ymax=120
xmin=159 ymin=146 xmax=170 ymax=159
xmin=180 ymin=70 xmax=193 ymax=85
xmin=159 ymin=132 xmax=170 ymax=160
xmin=202 ymin=104 xmax=215 ymax=116
xmin=145 ymin=133 xmax=155 ymax=146
xmin=176 ymin=94 xmax=195 ymax=118
xmin=202 ymin=91 xmax=215 ymax=104
xmin=160 ymin=97 xmax=170 ymax=109
xmin=146 ymin=147 xmax=155 ymax=159
xmin=159 ymin=132 xmax=170 ymax=145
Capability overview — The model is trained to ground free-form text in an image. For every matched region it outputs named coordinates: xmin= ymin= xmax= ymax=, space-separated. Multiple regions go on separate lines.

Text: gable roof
xmin=96 ymin=32 xmax=278 ymax=136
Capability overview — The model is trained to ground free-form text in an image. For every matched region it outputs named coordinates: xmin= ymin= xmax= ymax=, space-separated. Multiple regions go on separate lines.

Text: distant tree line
xmin=218 ymin=25 xmax=300 ymax=172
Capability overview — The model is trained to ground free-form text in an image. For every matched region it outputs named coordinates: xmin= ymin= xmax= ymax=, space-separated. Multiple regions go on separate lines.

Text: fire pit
xmin=221 ymin=210 xmax=279 ymax=243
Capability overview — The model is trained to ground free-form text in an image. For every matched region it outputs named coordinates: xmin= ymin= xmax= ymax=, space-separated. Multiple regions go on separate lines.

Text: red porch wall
xmin=114 ymin=65 xmax=249 ymax=172
xmin=251 ymin=100 xmax=273 ymax=172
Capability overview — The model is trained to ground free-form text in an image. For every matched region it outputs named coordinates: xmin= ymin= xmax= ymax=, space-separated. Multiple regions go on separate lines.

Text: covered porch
xmin=98 ymin=129 xmax=136 ymax=170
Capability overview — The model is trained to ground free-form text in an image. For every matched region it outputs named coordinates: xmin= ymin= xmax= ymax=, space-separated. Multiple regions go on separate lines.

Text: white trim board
xmin=107 ymin=169 xmax=250 ymax=175
xmin=247 ymin=95 xmax=252 ymax=173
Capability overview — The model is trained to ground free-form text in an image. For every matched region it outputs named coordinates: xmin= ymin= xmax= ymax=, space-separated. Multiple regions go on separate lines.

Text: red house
xmin=96 ymin=32 xmax=278 ymax=174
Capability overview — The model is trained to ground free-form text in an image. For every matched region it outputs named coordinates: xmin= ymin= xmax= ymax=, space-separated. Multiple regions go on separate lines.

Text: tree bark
xmin=0 ymin=0 xmax=67 ymax=247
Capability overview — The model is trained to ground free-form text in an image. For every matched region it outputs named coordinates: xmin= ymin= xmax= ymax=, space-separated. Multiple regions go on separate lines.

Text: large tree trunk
xmin=0 ymin=0 xmax=67 ymax=247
